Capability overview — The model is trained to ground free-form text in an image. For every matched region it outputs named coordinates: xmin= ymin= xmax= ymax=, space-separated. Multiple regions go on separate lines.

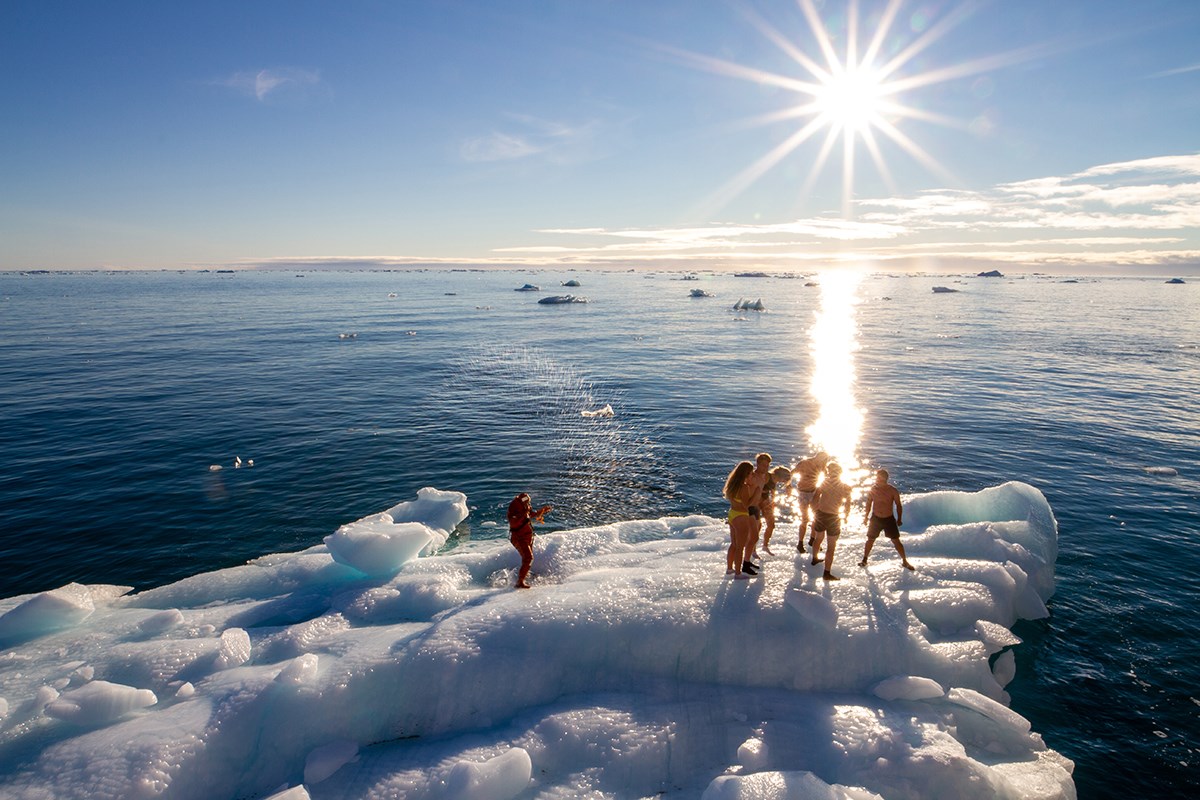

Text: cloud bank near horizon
xmin=228 ymin=153 xmax=1200 ymax=274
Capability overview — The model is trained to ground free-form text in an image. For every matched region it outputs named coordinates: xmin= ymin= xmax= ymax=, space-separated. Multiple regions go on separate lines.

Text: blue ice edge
xmin=0 ymin=482 xmax=1074 ymax=800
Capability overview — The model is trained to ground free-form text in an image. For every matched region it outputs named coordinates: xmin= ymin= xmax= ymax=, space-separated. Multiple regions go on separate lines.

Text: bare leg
xmin=892 ymin=538 xmax=915 ymax=570
xmin=859 ymin=536 xmax=876 ymax=567
xmin=823 ymin=534 xmax=840 ymax=580
xmin=746 ymin=518 xmax=761 ymax=563
xmin=797 ymin=508 xmax=810 ymax=552
xmin=762 ymin=510 xmax=776 ymax=555
xmin=810 ymin=528 xmax=825 ymax=565
xmin=726 ymin=523 xmax=739 ymax=573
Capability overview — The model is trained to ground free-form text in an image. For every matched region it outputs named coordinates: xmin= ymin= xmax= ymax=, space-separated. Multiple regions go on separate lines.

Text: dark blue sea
xmin=1 ymin=269 xmax=1196 ymax=796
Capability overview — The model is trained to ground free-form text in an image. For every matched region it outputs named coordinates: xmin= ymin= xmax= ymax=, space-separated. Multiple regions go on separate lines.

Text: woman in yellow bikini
xmin=723 ymin=461 xmax=758 ymax=579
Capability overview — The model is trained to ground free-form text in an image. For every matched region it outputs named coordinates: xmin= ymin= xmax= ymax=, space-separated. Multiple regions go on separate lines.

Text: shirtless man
xmin=791 ymin=451 xmax=829 ymax=553
xmin=743 ymin=453 xmax=772 ymax=571
xmin=860 ymin=469 xmax=914 ymax=571
xmin=810 ymin=461 xmax=852 ymax=581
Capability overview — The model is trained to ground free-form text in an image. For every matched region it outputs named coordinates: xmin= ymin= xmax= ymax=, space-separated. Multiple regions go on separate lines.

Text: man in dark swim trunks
xmin=791 ymin=451 xmax=829 ymax=553
xmin=859 ymin=469 xmax=914 ymax=571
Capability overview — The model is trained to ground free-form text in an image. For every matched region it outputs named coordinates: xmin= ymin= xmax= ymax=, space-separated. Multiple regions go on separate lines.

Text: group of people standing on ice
xmin=723 ymin=451 xmax=915 ymax=581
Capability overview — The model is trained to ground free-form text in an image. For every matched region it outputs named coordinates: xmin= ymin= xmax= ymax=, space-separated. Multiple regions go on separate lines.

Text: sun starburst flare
xmin=662 ymin=0 xmax=1053 ymax=219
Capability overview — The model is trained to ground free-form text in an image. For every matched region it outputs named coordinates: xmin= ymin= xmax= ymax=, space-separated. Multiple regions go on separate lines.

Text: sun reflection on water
xmin=806 ymin=269 xmax=867 ymax=487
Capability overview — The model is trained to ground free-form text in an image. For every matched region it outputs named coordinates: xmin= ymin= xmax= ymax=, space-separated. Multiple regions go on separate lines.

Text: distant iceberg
xmin=1165 ymin=277 xmax=1185 ymax=284
xmin=734 ymin=297 xmax=765 ymax=310
xmin=932 ymin=286 xmax=960 ymax=293
xmin=977 ymin=269 xmax=1004 ymax=277
xmin=537 ymin=294 xmax=588 ymax=304
xmin=690 ymin=288 xmax=714 ymax=298
xmin=514 ymin=283 xmax=540 ymax=291
xmin=561 ymin=279 xmax=582 ymax=287
xmin=0 ymin=482 xmax=1073 ymax=799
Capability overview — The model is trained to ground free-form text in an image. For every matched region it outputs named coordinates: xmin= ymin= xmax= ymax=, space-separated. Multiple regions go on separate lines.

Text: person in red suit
xmin=507 ymin=493 xmax=552 ymax=589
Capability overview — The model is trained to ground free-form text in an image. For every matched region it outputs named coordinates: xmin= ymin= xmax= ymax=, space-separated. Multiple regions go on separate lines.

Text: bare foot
xmin=822 ymin=571 xmax=839 ymax=581
xmin=858 ymin=559 xmax=867 ymax=568
xmin=515 ymin=582 xmax=531 ymax=589
xmin=763 ymin=545 xmax=775 ymax=556
xmin=903 ymin=562 xmax=915 ymax=571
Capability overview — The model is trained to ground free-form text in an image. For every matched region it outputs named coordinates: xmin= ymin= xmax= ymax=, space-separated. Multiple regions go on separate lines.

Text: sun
xmin=815 ymin=66 xmax=888 ymax=134
xmin=659 ymin=0 xmax=1034 ymax=217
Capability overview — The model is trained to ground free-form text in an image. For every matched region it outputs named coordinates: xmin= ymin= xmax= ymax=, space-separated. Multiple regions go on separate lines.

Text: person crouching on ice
xmin=507 ymin=493 xmax=551 ymax=589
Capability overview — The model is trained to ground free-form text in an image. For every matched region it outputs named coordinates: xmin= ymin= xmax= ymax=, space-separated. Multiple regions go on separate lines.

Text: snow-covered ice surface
xmin=0 ymin=482 xmax=1073 ymax=799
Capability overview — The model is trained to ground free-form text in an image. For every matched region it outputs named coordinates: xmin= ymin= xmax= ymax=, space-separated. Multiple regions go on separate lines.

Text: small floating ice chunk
xmin=873 ymin=675 xmax=945 ymax=702
xmin=562 ymin=279 xmax=582 ymax=287
xmin=304 ymin=740 xmax=359 ymax=785
xmin=514 ymin=283 xmax=540 ymax=291
xmin=1165 ymin=277 xmax=1185 ymax=284
xmin=443 ymin=748 xmax=532 ymax=800
xmin=337 ymin=332 xmax=358 ymax=340
xmin=0 ymin=697 xmax=7 ymax=720
xmin=733 ymin=297 xmax=765 ymax=311
xmin=581 ymin=404 xmax=614 ymax=418
xmin=689 ymin=288 xmax=714 ymax=297
xmin=992 ymin=649 xmax=1017 ymax=688
xmin=44 ymin=680 xmax=157 ymax=725
xmin=0 ymin=582 xmax=95 ymax=643
xmin=1144 ymin=466 xmax=1178 ymax=476
xmin=175 ymin=682 xmax=195 ymax=699
xmin=214 ymin=627 xmax=252 ymax=670
xmin=932 ymin=286 xmax=959 ymax=293
xmin=209 ymin=464 xmax=223 ymax=471
xmin=537 ymin=294 xmax=588 ymax=304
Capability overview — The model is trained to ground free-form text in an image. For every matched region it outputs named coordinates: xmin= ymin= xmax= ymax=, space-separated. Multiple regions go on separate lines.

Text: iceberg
xmin=0 ymin=482 xmax=1073 ymax=799
xmin=537 ymin=294 xmax=588 ymax=304
xmin=690 ymin=288 xmax=715 ymax=298
xmin=513 ymin=283 xmax=540 ymax=291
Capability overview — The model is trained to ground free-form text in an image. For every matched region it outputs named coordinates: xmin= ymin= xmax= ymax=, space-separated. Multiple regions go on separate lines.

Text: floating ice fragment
xmin=1144 ymin=466 xmax=1178 ymax=476
xmin=538 ymin=294 xmax=588 ymax=304
xmin=325 ymin=517 xmax=434 ymax=576
xmin=1165 ymin=277 xmax=1185 ymax=284
xmin=44 ymin=680 xmax=157 ymax=725
xmin=733 ymin=297 xmax=765 ymax=310
xmin=689 ymin=288 xmax=714 ymax=297
xmin=337 ymin=332 xmax=358 ymax=340
xmin=304 ymin=740 xmax=358 ymax=785
xmin=992 ymin=650 xmax=1017 ymax=688
xmin=562 ymin=279 xmax=582 ymax=286
xmin=214 ymin=627 xmax=251 ymax=670
xmin=443 ymin=748 xmax=532 ymax=800
xmin=514 ymin=283 xmax=540 ymax=291
xmin=581 ymin=404 xmax=614 ymax=418
xmin=0 ymin=583 xmax=95 ymax=644
xmin=932 ymin=286 xmax=959 ymax=293
xmin=175 ymin=682 xmax=195 ymax=699
xmin=873 ymin=675 xmax=945 ymax=702
xmin=0 ymin=697 xmax=7 ymax=720
xmin=234 ymin=456 xmax=242 ymax=468
xmin=209 ymin=464 xmax=222 ymax=471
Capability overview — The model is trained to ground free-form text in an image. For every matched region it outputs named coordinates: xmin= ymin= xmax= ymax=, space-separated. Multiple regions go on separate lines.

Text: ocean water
xmin=0 ymin=268 xmax=1197 ymax=796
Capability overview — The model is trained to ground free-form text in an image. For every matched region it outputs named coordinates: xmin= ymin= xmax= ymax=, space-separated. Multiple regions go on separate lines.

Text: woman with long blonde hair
xmin=723 ymin=461 xmax=757 ymax=578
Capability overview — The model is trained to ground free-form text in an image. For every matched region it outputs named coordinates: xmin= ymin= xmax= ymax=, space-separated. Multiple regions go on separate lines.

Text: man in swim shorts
xmin=810 ymin=461 xmax=851 ymax=580
xmin=790 ymin=451 xmax=829 ymax=553
xmin=859 ymin=469 xmax=914 ymax=571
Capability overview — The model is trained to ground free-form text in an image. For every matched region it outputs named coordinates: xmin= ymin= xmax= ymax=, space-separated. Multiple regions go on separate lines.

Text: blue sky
xmin=2 ymin=0 xmax=1198 ymax=273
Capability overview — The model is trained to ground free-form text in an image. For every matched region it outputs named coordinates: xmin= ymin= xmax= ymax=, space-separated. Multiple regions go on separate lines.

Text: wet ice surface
xmin=0 ymin=483 xmax=1072 ymax=799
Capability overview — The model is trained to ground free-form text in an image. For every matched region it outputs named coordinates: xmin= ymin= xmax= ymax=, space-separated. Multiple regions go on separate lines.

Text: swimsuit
xmin=813 ymin=510 xmax=842 ymax=536
xmin=867 ymin=515 xmax=900 ymax=539
xmin=728 ymin=508 xmax=749 ymax=522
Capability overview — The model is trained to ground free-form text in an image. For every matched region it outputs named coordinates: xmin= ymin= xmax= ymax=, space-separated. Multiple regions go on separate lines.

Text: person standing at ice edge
xmin=791 ymin=450 xmax=829 ymax=553
xmin=745 ymin=453 xmax=773 ymax=567
xmin=859 ymin=469 xmax=915 ymax=571
xmin=760 ymin=465 xmax=792 ymax=556
xmin=722 ymin=461 xmax=757 ymax=579
xmin=809 ymin=461 xmax=852 ymax=581
xmin=507 ymin=493 xmax=551 ymax=589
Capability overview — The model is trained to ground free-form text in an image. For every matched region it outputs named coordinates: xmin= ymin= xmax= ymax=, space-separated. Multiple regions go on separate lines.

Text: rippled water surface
xmin=1 ymin=269 xmax=1197 ymax=797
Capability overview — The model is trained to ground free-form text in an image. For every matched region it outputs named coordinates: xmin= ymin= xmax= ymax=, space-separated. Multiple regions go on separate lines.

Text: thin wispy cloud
xmin=1149 ymin=62 xmax=1200 ymax=78
xmin=459 ymin=111 xmax=627 ymax=165
xmin=216 ymin=68 xmax=323 ymax=102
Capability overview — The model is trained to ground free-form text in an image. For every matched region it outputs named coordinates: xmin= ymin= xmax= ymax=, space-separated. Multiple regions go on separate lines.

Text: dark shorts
xmin=813 ymin=510 xmax=841 ymax=537
xmin=867 ymin=515 xmax=900 ymax=539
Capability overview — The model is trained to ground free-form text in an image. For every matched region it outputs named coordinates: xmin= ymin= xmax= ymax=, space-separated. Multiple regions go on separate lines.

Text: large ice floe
xmin=0 ymin=482 xmax=1073 ymax=799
